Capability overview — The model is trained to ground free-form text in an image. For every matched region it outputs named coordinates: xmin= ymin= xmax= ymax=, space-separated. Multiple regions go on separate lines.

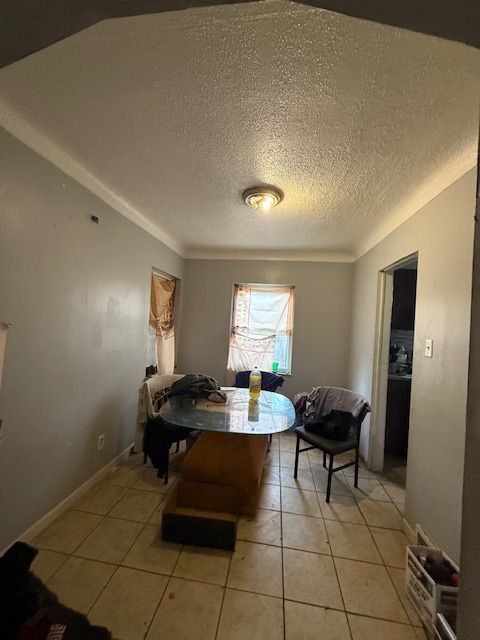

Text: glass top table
xmin=159 ymin=387 xmax=295 ymax=435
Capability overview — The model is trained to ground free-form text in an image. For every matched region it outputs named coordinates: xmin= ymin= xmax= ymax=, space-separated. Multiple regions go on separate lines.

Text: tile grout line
xmin=368 ymin=516 xmax=417 ymax=633
xmin=224 ymin=534 xmax=416 ymax=569
xmin=216 ymin=586 xmax=423 ymax=629
xmin=36 ymin=471 xmax=153 ymax=583
xmin=331 ymin=556 xmax=354 ymax=640
xmin=33 ymin=452 xmax=180 ymax=633
xmin=386 ymin=565 xmax=424 ymax=630
xmin=88 ymin=442 xmax=183 ymax=638
xmin=314 ymin=450 xmax=354 ymax=640
xmin=340 ymin=459 xmax=413 ymax=630
xmin=212 ymin=429 xmax=251 ymax=640
xmin=279 ymin=434 xmax=287 ymax=640
xmin=71 ymin=495 xmax=168 ymax=524
xmin=85 ymin=517 xmax=151 ymax=618
xmin=284 ymin=436 xmax=415 ymax=633
xmin=141 ymin=574 xmax=170 ymax=640
xmin=82 ymin=479 xmax=165 ymax=621
xmin=213 ymin=433 xmax=284 ymax=640
xmin=69 ymin=496 xmax=409 ymax=533
xmin=213 ymin=536 xmax=234 ymax=639
xmin=142 ymin=543 xmax=186 ymax=640
xmin=261 ymin=441 xmax=409 ymax=634
xmin=83 ymin=464 xmax=183 ymax=636
xmin=353 ymin=464 xmax=418 ymax=635
xmin=41 ymin=550 xmax=71 ymax=585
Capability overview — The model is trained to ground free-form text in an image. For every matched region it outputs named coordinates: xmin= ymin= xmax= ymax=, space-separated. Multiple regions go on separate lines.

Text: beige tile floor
xmin=29 ymin=432 xmax=428 ymax=640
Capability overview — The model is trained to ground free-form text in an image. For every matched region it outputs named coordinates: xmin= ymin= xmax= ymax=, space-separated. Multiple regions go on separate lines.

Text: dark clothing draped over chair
xmin=144 ymin=419 xmax=196 ymax=483
xmin=145 ymin=374 xmax=223 ymax=482
xmin=233 ymin=370 xmax=284 ymax=392
xmin=136 ymin=373 xmax=196 ymax=484
xmin=302 ymin=386 xmax=370 ymax=425
xmin=169 ymin=374 xmax=221 ymax=398
xmin=294 ymin=387 xmax=370 ymax=503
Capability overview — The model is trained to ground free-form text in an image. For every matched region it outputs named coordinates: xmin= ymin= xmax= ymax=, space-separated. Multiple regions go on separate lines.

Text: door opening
xmin=370 ymin=254 xmax=418 ymax=486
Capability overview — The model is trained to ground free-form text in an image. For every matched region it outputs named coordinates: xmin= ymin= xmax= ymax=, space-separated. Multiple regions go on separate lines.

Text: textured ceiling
xmin=0 ymin=0 xmax=478 ymax=260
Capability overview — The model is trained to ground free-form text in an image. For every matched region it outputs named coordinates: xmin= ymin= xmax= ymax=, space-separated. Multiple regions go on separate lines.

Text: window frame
xmin=228 ymin=282 xmax=295 ymax=375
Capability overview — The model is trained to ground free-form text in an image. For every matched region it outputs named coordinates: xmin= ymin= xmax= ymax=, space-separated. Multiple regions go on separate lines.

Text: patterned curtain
xmin=149 ymin=274 xmax=176 ymax=375
xmin=227 ymin=285 xmax=294 ymax=374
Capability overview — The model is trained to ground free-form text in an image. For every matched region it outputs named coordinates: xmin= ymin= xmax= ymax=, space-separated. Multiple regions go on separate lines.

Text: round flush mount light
xmin=242 ymin=186 xmax=283 ymax=212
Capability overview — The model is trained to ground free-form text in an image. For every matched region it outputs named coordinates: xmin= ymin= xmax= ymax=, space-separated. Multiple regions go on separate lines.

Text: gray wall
xmin=0 ymin=129 xmax=184 ymax=550
xmin=177 ymin=259 xmax=353 ymax=399
xmin=458 ymin=172 xmax=480 ymax=640
xmin=349 ymin=169 xmax=476 ymax=562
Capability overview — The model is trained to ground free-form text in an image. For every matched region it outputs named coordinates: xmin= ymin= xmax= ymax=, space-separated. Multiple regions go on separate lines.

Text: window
xmin=227 ymin=284 xmax=295 ymax=375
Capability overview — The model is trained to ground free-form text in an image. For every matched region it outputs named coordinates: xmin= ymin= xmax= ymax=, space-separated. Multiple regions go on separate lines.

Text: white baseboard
xmin=1 ymin=444 xmax=134 ymax=556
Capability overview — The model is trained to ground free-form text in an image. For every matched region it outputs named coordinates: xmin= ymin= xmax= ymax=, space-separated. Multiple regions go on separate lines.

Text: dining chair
xmin=136 ymin=372 xmax=192 ymax=483
xmin=294 ymin=404 xmax=370 ymax=502
xmin=233 ymin=370 xmax=284 ymax=392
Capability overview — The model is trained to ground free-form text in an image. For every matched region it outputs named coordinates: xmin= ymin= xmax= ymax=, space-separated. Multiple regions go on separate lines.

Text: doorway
xmin=370 ymin=254 xmax=418 ymax=485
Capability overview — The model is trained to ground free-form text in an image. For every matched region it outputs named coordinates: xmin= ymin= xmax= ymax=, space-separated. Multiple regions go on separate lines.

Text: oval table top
xmin=159 ymin=387 xmax=295 ymax=435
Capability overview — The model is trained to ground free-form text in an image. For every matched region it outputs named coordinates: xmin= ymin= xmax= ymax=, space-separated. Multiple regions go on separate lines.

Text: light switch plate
xmin=425 ymin=339 xmax=433 ymax=358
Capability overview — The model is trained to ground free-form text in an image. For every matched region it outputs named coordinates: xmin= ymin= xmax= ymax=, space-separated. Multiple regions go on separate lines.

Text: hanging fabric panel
xmin=149 ymin=273 xmax=176 ymax=375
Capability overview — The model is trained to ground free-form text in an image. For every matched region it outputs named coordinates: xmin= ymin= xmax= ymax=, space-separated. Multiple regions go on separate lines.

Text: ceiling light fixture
xmin=242 ymin=186 xmax=283 ymax=212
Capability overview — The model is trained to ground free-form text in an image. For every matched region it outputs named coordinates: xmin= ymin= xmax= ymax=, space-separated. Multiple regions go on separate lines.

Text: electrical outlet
xmin=425 ymin=339 xmax=433 ymax=358
xmin=97 ymin=434 xmax=105 ymax=450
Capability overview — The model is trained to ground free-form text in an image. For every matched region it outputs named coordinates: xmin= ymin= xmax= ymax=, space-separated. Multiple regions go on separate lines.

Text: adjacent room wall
xmin=0 ymin=129 xmax=184 ymax=550
xmin=349 ymin=169 xmax=476 ymax=562
xmin=177 ymin=259 xmax=353 ymax=398
xmin=458 ymin=169 xmax=480 ymax=640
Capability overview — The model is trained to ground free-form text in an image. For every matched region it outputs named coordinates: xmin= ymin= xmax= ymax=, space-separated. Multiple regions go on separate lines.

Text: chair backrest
xmin=303 ymin=386 xmax=370 ymax=426
xmin=233 ymin=370 xmax=284 ymax=392
xmin=352 ymin=403 xmax=370 ymax=444
xmin=302 ymin=387 xmax=370 ymax=442
xmin=146 ymin=374 xmax=185 ymax=415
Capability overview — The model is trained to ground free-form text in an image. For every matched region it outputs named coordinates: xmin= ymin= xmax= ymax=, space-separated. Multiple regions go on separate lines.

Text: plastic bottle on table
xmin=249 ymin=366 xmax=261 ymax=401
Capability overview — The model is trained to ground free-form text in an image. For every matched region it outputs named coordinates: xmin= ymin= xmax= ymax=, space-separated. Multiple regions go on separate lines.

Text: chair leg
xmin=326 ymin=454 xmax=334 ymax=503
xmin=266 ymin=433 xmax=273 ymax=453
xmin=354 ymin=447 xmax=360 ymax=488
xmin=175 ymin=441 xmax=180 ymax=453
xmin=157 ymin=442 xmax=170 ymax=485
xmin=294 ymin=435 xmax=300 ymax=479
xmin=323 ymin=451 xmax=327 ymax=469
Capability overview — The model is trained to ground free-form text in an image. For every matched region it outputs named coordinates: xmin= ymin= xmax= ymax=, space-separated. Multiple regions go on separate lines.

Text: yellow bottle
xmin=249 ymin=367 xmax=261 ymax=401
